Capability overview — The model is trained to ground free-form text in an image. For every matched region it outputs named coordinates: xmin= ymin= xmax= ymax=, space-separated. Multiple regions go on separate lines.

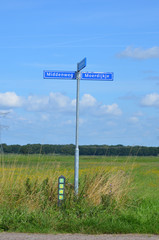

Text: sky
xmin=0 ymin=0 xmax=159 ymax=146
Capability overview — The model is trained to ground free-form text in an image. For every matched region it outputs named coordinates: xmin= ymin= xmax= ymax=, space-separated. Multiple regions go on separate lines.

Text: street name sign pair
xmin=43 ymin=70 xmax=113 ymax=81
xmin=43 ymin=71 xmax=113 ymax=81
xmin=43 ymin=58 xmax=114 ymax=195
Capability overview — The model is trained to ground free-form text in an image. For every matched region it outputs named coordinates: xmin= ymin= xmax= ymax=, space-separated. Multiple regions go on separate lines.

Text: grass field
xmin=0 ymin=154 xmax=158 ymax=234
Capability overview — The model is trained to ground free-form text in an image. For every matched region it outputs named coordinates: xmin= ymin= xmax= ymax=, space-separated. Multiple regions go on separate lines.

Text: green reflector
xmin=59 ymin=184 xmax=64 ymax=189
xmin=59 ymin=178 xmax=64 ymax=183
xmin=59 ymin=195 xmax=64 ymax=200
xmin=59 ymin=189 xmax=64 ymax=194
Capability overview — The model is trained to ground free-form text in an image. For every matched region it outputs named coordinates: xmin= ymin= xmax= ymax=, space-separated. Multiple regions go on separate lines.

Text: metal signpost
xmin=74 ymin=58 xmax=86 ymax=195
xmin=43 ymin=58 xmax=114 ymax=195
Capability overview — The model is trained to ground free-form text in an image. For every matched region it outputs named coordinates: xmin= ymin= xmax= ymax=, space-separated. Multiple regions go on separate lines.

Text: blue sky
xmin=0 ymin=0 xmax=159 ymax=146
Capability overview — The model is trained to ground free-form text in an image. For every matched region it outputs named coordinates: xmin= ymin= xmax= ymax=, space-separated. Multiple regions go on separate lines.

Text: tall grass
xmin=0 ymin=155 xmax=132 ymax=210
xmin=0 ymin=154 xmax=158 ymax=234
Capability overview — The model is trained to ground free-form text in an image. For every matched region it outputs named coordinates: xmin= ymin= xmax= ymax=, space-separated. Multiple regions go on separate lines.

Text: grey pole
xmin=74 ymin=70 xmax=81 ymax=195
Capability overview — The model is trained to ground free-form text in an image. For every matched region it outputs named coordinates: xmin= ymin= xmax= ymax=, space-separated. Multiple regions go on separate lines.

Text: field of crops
xmin=0 ymin=154 xmax=159 ymax=234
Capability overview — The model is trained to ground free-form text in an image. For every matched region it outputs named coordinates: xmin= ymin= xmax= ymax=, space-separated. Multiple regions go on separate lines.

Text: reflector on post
xmin=58 ymin=175 xmax=66 ymax=206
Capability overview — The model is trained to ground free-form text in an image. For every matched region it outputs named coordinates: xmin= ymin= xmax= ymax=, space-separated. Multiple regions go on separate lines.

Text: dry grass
xmin=81 ymin=167 xmax=133 ymax=207
xmin=0 ymin=155 xmax=134 ymax=210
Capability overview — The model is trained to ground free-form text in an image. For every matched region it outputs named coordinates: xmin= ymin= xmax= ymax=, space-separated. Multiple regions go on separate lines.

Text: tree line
xmin=1 ymin=143 xmax=159 ymax=156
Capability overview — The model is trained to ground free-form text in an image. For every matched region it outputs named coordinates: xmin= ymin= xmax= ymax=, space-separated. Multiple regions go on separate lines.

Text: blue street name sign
xmin=77 ymin=57 xmax=87 ymax=72
xmin=81 ymin=72 xmax=114 ymax=81
xmin=43 ymin=71 xmax=76 ymax=79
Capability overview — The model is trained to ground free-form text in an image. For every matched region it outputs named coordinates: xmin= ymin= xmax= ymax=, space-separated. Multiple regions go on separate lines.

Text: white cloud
xmin=27 ymin=93 xmax=122 ymax=117
xmin=118 ymin=46 xmax=159 ymax=59
xmin=80 ymin=94 xmax=97 ymax=107
xmin=141 ymin=93 xmax=159 ymax=107
xmin=27 ymin=95 xmax=48 ymax=111
xmin=26 ymin=92 xmax=74 ymax=112
xmin=99 ymin=103 xmax=122 ymax=116
xmin=0 ymin=92 xmax=122 ymax=119
xmin=71 ymin=99 xmax=76 ymax=107
xmin=49 ymin=92 xmax=71 ymax=108
xmin=0 ymin=92 xmax=23 ymax=108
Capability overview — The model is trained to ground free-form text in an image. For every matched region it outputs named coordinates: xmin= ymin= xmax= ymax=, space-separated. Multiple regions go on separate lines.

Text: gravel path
xmin=0 ymin=233 xmax=158 ymax=240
